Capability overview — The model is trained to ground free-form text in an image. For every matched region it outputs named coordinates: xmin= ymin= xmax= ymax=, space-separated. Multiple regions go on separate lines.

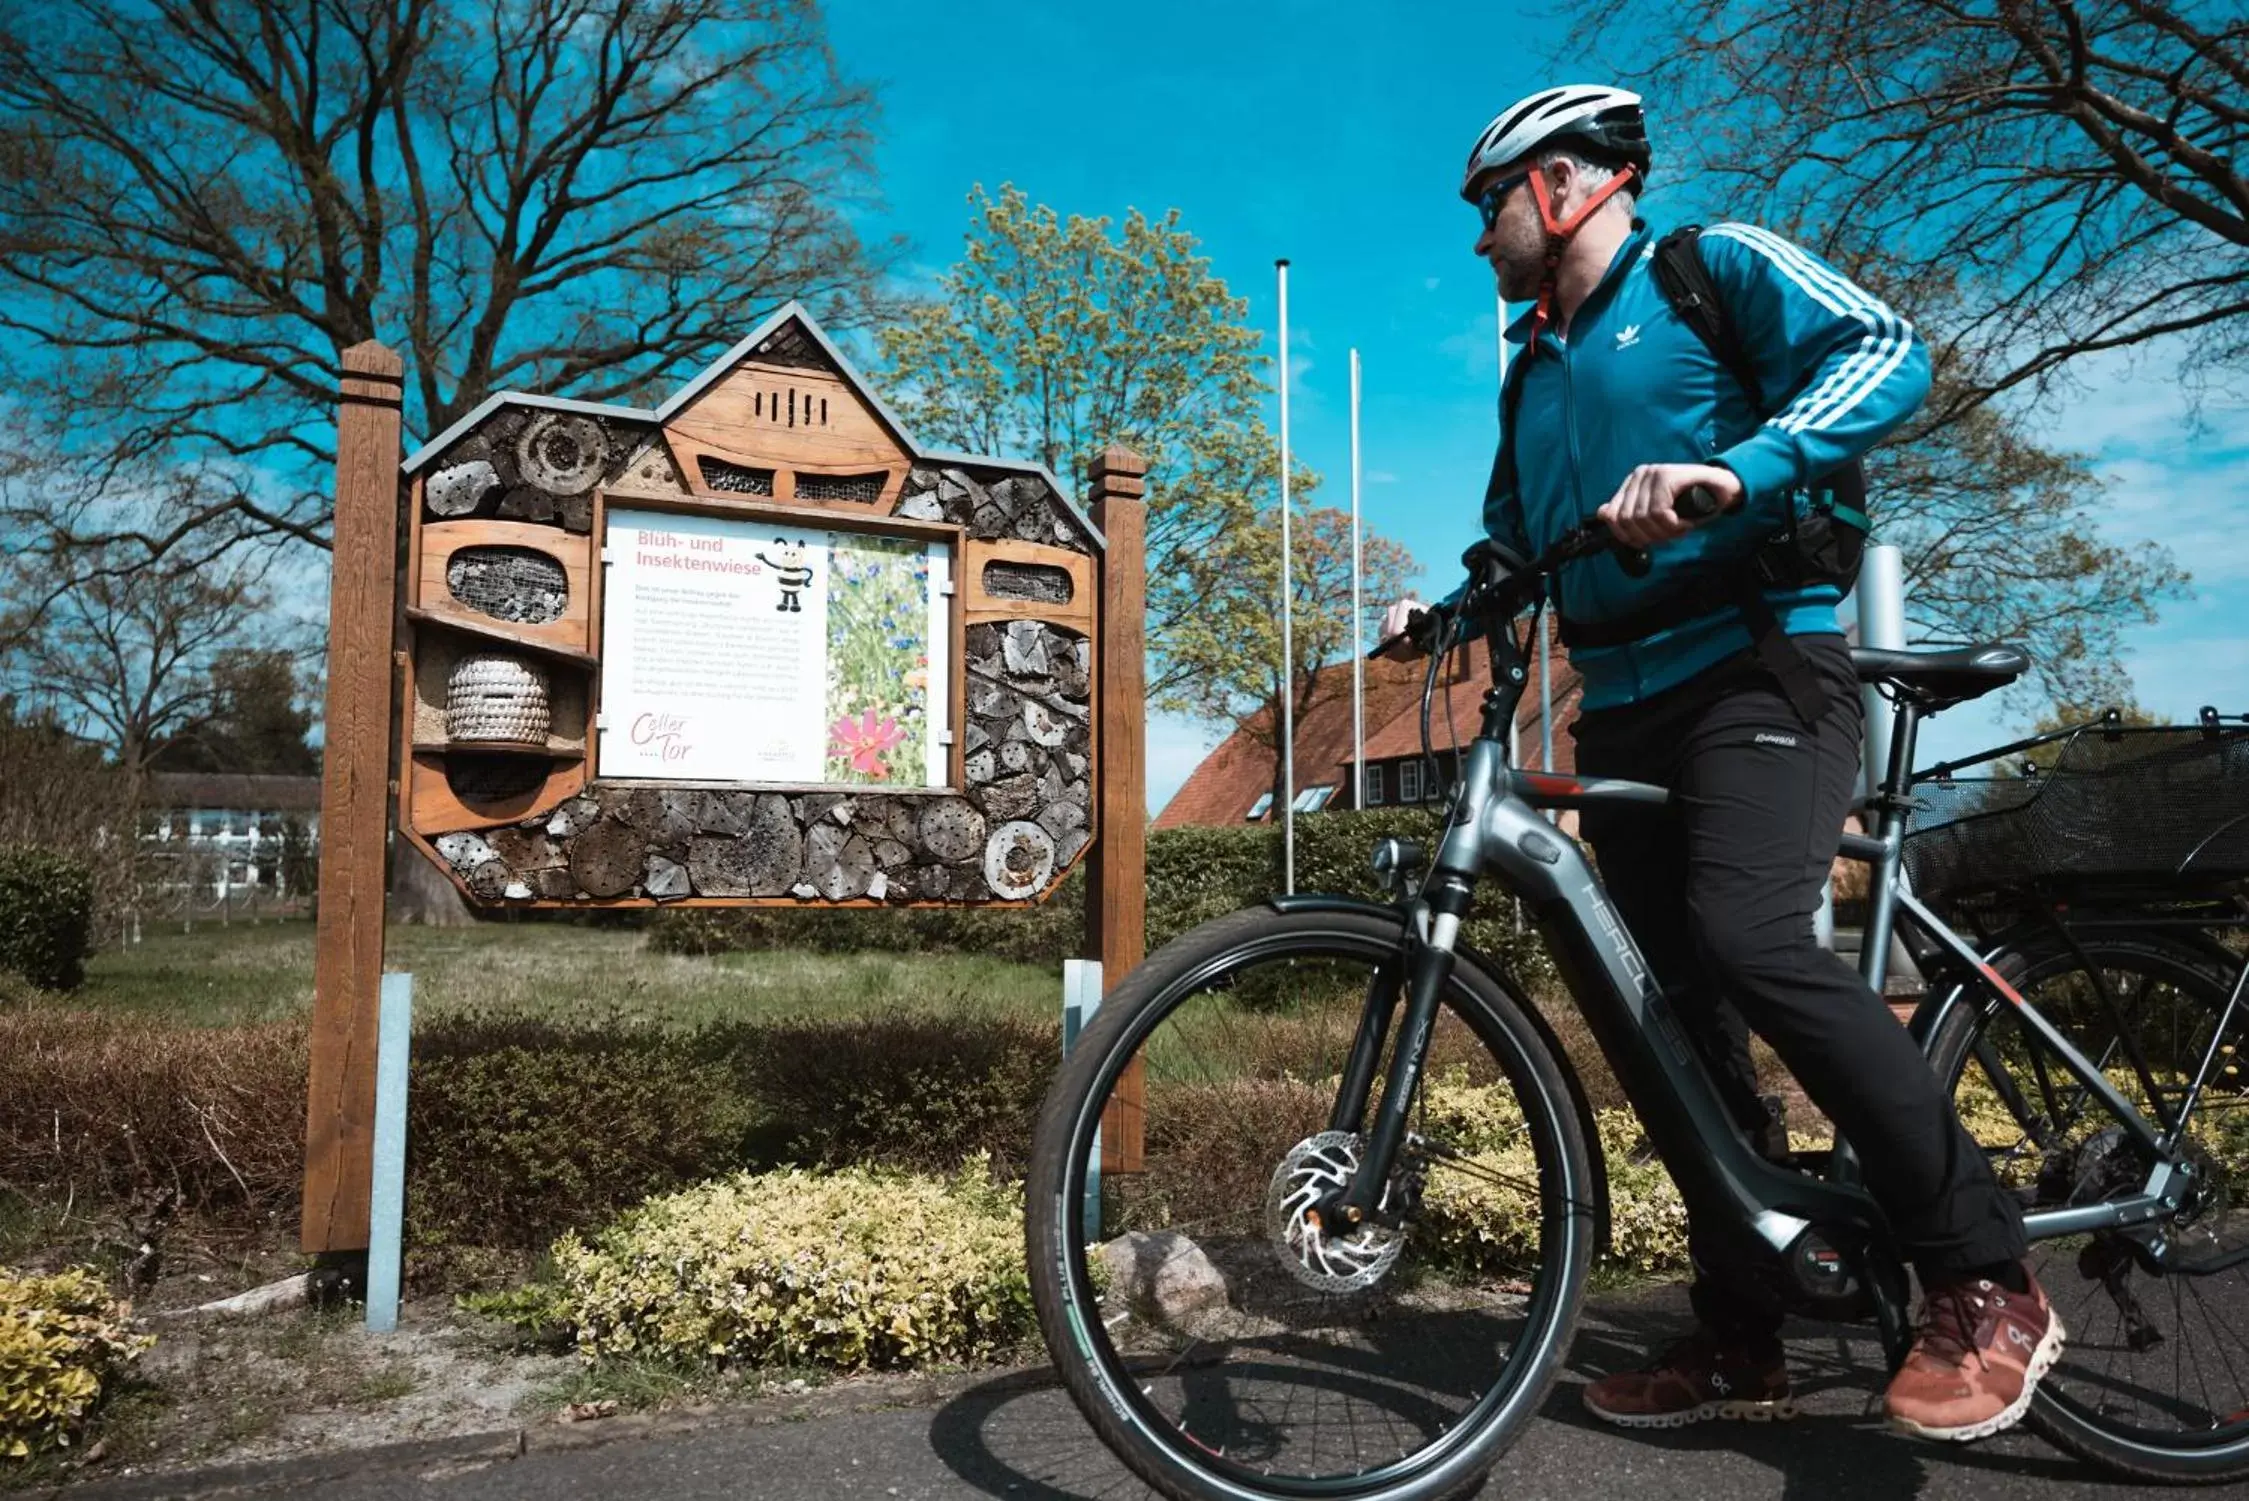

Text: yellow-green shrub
xmin=1414 ymin=1078 xmax=1689 ymax=1277
xmin=548 ymin=1157 xmax=1033 ymax=1371
xmin=0 ymin=1267 xmax=150 ymax=1459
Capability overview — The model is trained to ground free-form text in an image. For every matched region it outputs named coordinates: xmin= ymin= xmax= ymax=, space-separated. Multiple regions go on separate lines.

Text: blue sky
xmin=826 ymin=0 xmax=2247 ymax=809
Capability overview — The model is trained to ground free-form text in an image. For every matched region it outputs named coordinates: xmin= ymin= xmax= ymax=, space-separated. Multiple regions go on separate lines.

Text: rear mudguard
xmin=1267 ymin=892 xmax=1615 ymax=1258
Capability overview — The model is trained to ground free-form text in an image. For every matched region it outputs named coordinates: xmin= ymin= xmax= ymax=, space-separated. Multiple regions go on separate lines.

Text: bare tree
xmin=0 ymin=0 xmax=892 ymax=560
xmin=0 ymin=545 xmax=284 ymax=788
xmin=1570 ymin=0 xmax=2248 ymax=419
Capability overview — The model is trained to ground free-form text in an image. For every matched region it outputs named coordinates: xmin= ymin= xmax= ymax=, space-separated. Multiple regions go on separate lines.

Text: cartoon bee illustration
xmin=755 ymin=537 xmax=814 ymax=612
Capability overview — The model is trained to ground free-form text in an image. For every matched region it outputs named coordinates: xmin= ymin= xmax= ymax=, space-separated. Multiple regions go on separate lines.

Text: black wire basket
xmin=1903 ymin=725 xmax=2249 ymax=900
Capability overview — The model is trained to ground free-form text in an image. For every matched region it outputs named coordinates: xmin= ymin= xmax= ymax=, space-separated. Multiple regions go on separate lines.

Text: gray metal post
xmin=365 ymin=972 xmax=412 ymax=1333
xmin=1062 ymin=959 xmax=1104 ymax=1244
xmin=1857 ymin=544 xmax=1907 ymax=800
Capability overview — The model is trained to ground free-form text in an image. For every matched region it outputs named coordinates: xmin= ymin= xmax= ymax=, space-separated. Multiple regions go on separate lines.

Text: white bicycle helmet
xmin=1460 ymin=85 xmax=1651 ymax=200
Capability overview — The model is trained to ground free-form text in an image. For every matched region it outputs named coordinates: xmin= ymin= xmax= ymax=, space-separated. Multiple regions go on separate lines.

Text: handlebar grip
xmin=1677 ymin=483 xmax=1727 ymax=523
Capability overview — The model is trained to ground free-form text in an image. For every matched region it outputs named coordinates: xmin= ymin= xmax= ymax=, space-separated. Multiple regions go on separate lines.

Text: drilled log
xmin=570 ymin=820 xmax=647 ymax=898
xmin=645 ymin=855 xmax=692 ymax=900
xmin=984 ymin=820 xmax=1056 ymax=900
xmin=918 ymin=798 xmax=986 ymax=863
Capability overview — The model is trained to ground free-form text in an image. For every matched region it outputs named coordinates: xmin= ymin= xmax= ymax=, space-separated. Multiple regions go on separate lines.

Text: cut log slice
xmin=917 ymin=798 xmax=987 ymax=864
xmin=984 ymin=821 xmax=1057 ymax=900
xmin=570 ymin=820 xmax=647 ymax=898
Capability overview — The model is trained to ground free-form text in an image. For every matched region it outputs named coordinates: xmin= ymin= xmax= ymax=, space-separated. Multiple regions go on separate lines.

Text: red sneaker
xmin=1885 ymin=1266 xmax=2065 ymax=1442
xmin=1583 ymin=1327 xmax=1796 ymax=1429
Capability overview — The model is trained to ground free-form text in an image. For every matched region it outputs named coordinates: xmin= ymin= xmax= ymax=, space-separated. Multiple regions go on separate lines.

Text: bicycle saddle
xmin=1850 ymin=643 xmax=2029 ymax=707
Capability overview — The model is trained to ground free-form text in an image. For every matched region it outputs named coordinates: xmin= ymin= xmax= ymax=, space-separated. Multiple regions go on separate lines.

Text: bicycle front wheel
xmin=1026 ymin=904 xmax=1596 ymax=1501
xmin=1928 ymin=927 xmax=2249 ymax=1483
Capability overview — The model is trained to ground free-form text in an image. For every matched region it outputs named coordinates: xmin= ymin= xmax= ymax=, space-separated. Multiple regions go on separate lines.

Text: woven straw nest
xmin=445 ymin=653 xmax=552 ymax=744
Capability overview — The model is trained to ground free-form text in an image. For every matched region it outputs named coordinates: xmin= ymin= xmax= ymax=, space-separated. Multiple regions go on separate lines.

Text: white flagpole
xmin=1278 ymin=259 xmax=1297 ymax=894
xmin=1350 ymin=348 xmax=1364 ymax=810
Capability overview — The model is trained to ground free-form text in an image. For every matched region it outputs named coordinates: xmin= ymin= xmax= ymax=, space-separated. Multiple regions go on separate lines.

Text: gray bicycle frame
xmin=1363 ymin=672 xmax=2199 ymax=1272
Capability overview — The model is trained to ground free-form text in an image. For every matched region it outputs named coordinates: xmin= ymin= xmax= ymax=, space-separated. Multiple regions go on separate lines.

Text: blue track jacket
xmin=1483 ymin=220 xmax=1930 ymax=711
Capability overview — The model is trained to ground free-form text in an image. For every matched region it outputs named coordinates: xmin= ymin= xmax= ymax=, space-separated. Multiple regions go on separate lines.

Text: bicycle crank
xmin=1265 ymin=1131 xmax=1407 ymax=1293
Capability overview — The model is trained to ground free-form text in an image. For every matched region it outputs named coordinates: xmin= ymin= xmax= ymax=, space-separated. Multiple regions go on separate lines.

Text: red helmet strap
xmin=1525 ymin=163 xmax=1641 ymax=339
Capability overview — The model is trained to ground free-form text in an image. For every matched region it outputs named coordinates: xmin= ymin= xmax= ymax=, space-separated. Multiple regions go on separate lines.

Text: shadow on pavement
xmin=926 ymin=1291 xmax=2121 ymax=1501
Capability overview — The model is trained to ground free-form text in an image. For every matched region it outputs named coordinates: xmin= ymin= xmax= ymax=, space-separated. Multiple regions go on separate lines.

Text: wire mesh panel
xmin=1904 ymin=727 xmax=2249 ymax=898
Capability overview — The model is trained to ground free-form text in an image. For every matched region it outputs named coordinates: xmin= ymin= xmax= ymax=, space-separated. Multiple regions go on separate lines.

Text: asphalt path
xmin=58 ymin=1288 xmax=2249 ymax=1501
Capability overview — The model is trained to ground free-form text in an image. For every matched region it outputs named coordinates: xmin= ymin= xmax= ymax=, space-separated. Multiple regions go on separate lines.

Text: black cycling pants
xmin=1571 ymin=633 xmax=2026 ymax=1343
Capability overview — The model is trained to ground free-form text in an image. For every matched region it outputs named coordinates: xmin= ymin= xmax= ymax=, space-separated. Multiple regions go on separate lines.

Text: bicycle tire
xmin=1926 ymin=927 xmax=2249 ymax=1483
xmin=1026 ymin=904 xmax=1597 ymax=1501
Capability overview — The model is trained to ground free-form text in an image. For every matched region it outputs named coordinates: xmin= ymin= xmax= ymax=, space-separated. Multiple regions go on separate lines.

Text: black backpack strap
xmin=1652 ymin=226 xmax=1764 ymax=408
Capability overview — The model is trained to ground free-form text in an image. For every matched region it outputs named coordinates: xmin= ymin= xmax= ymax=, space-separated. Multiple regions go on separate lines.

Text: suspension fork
xmin=1330 ymin=874 xmax=1477 ymax=1227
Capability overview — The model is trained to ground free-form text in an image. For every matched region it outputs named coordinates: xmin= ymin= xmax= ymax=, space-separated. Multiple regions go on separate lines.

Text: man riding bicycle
xmin=1384 ymin=84 xmax=2063 ymax=1441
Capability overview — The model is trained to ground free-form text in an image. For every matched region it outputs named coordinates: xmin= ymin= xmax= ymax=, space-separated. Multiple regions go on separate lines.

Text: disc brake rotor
xmin=1265 ymin=1130 xmax=1406 ymax=1293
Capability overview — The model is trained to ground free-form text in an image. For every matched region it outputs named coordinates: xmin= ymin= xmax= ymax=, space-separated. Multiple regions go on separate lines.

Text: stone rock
xmin=983 ymin=820 xmax=1055 ymax=900
xmin=917 ymin=798 xmax=986 ymax=863
xmin=1100 ymin=1231 xmax=1229 ymax=1324
xmin=503 ymin=880 xmax=533 ymax=901
xmin=1063 ymin=751 xmax=1089 ymax=779
xmin=979 ymin=772 xmax=1040 ymax=822
xmin=791 ymin=882 xmax=820 ymax=900
xmin=866 ymin=870 xmax=890 ymax=901
xmin=435 ymin=831 xmax=496 ymax=871
xmin=644 ymin=855 xmax=691 ymax=900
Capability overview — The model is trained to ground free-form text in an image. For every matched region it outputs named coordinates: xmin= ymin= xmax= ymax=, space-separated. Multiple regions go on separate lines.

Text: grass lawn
xmin=74 ymin=919 xmax=1063 ymax=1030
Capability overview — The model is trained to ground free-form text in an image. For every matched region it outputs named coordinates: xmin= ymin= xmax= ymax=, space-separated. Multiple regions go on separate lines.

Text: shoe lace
xmin=1917 ymin=1282 xmax=1991 ymax=1368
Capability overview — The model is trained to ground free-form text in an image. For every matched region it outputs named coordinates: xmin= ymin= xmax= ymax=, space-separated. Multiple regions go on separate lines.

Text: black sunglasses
xmin=1476 ymin=172 xmax=1532 ymax=232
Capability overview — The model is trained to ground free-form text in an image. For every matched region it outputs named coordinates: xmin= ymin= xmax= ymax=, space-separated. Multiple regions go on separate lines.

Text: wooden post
xmin=1085 ymin=446 xmax=1147 ymax=1173
xmin=302 ymin=341 xmax=404 ymax=1255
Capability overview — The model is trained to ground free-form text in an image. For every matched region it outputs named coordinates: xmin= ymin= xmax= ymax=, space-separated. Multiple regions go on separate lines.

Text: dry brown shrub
xmin=0 ymin=1008 xmax=307 ymax=1219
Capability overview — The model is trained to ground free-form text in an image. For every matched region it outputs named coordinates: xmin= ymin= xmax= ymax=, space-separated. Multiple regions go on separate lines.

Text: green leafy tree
xmin=1169 ymin=505 xmax=1417 ymax=809
xmin=878 ymin=186 xmax=1297 ymax=704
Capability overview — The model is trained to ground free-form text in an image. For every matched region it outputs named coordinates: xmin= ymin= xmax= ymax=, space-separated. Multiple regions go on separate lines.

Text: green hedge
xmin=648 ymin=809 xmax=1555 ymax=984
xmin=0 ymin=846 xmax=94 ymax=992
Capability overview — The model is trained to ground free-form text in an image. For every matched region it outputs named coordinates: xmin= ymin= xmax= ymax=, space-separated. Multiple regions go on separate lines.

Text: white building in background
xmin=141 ymin=773 xmax=322 ymax=902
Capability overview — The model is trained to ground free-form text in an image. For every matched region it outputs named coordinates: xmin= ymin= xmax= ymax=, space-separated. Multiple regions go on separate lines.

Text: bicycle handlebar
xmin=1371 ymin=483 xmax=1729 ymax=659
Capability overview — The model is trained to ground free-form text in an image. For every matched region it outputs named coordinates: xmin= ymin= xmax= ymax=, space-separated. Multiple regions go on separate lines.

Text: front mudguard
xmin=1267 ymin=892 xmax=1615 ymax=1259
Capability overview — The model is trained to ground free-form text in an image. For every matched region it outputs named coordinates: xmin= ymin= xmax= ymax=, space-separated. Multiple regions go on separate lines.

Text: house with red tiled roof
xmin=1156 ymin=639 xmax=1582 ymax=829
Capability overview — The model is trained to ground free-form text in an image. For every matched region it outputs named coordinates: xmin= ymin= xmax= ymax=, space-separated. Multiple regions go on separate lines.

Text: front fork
xmin=1322 ymin=873 xmax=1477 ymax=1229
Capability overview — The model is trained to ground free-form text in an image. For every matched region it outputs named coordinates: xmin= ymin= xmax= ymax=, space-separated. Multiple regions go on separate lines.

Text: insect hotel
xmin=304 ymin=308 xmax=1148 ymax=1257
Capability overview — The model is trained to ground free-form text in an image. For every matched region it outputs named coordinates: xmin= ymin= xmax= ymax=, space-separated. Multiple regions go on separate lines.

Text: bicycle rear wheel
xmin=1927 ymin=927 xmax=2249 ymax=1482
xmin=1026 ymin=904 xmax=1596 ymax=1501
